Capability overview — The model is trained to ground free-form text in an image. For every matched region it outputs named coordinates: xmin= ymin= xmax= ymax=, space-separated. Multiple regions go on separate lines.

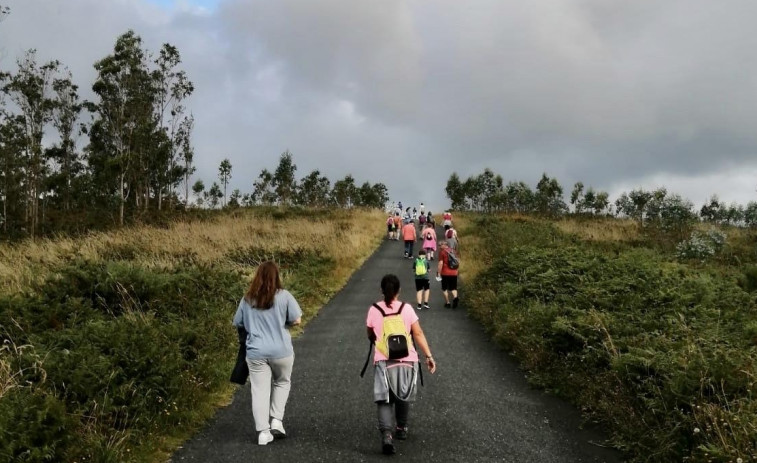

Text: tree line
xmin=446 ymin=168 xmax=757 ymax=231
xmin=0 ymin=24 xmax=194 ymax=238
xmin=0 ymin=7 xmax=389 ymax=240
xmin=191 ymin=151 xmax=389 ymax=210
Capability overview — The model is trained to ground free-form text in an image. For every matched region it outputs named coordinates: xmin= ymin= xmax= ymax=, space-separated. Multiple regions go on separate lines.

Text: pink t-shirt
xmin=366 ymin=300 xmax=419 ymax=363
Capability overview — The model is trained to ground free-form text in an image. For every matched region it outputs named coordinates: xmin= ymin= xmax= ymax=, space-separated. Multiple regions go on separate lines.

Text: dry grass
xmin=555 ymin=216 xmax=640 ymax=242
xmin=455 ymin=212 xmax=488 ymax=283
xmin=0 ymin=208 xmax=386 ymax=296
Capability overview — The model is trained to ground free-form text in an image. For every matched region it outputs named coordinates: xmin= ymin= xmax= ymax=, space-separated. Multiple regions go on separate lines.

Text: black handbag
xmin=230 ymin=327 xmax=249 ymax=385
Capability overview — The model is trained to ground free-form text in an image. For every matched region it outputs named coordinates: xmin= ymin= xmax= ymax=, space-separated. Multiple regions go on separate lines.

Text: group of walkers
xmin=389 ymin=204 xmax=461 ymax=311
xmin=229 ymin=202 xmax=459 ymax=455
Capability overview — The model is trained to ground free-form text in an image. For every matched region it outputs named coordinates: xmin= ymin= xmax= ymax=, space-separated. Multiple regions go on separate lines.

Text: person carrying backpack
xmin=386 ymin=215 xmax=395 ymax=240
xmin=412 ymin=250 xmax=431 ymax=310
xmin=442 ymin=211 xmax=453 ymax=228
xmin=443 ymin=224 xmax=460 ymax=253
xmin=420 ymin=222 xmax=437 ymax=261
xmin=365 ymin=274 xmax=436 ymax=455
xmin=232 ymin=261 xmax=302 ymax=445
xmin=437 ymin=240 xmax=460 ymax=308
xmin=392 ymin=214 xmax=402 ymax=240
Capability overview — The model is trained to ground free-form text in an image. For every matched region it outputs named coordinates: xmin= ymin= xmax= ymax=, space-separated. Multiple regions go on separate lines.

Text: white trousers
xmin=246 ymin=355 xmax=295 ymax=431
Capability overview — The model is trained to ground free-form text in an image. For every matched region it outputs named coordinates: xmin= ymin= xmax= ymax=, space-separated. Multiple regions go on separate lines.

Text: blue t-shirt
xmin=232 ymin=289 xmax=302 ymax=360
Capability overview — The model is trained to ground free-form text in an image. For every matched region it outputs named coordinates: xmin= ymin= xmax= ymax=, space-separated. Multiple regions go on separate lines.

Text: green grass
xmin=461 ymin=214 xmax=757 ymax=463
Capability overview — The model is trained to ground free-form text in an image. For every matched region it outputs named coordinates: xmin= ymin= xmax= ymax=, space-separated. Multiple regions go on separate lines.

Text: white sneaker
xmin=270 ymin=418 xmax=286 ymax=438
xmin=258 ymin=429 xmax=274 ymax=445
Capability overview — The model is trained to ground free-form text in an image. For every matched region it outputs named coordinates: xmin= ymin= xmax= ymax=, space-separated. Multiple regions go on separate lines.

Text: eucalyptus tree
xmin=570 ymin=182 xmax=584 ymax=213
xmin=2 ymin=49 xmax=60 ymax=237
xmin=228 ymin=188 xmax=241 ymax=208
xmin=445 ymin=172 xmax=465 ymax=211
xmin=218 ymin=158 xmax=232 ymax=207
xmin=0 ymin=113 xmax=24 ymax=233
xmin=332 ymin=174 xmax=357 ymax=208
xmin=252 ymin=169 xmax=276 ymax=205
xmin=273 ymin=150 xmax=296 ymax=205
xmin=177 ymin=115 xmax=195 ymax=207
xmin=191 ymin=179 xmax=204 ymax=207
xmin=87 ymin=30 xmax=154 ymax=225
xmin=700 ymin=195 xmax=725 ymax=223
xmin=534 ymin=173 xmax=566 ymax=216
xmin=207 ymin=182 xmax=222 ymax=209
xmin=503 ymin=181 xmax=534 ymax=213
xmin=296 ymin=169 xmax=330 ymax=207
xmin=152 ymin=43 xmax=194 ymax=210
xmin=51 ymin=69 xmax=82 ymax=211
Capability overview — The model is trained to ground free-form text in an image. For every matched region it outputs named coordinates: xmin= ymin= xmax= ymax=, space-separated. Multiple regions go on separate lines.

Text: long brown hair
xmin=244 ymin=261 xmax=282 ymax=309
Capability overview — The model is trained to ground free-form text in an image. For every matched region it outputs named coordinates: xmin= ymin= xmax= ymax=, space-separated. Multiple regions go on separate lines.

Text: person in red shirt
xmin=436 ymin=240 xmax=459 ymax=308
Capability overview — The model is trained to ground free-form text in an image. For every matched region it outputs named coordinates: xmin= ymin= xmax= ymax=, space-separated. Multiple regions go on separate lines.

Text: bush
xmin=676 ymin=229 xmax=727 ymax=261
xmin=464 ymin=216 xmax=757 ymax=462
xmin=0 ymin=388 xmax=73 ymax=462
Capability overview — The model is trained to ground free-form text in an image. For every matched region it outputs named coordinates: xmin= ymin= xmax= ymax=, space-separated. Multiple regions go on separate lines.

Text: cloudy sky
xmin=2 ymin=0 xmax=757 ymax=212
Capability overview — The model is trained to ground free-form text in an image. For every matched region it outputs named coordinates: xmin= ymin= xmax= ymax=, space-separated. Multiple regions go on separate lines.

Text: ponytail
xmin=380 ymin=274 xmax=400 ymax=307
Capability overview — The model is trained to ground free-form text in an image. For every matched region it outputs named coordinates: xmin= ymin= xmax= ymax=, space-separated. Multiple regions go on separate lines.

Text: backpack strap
xmin=372 ymin=303 xmax=387 ymax=317
xmin=360 ymin=340 xmax=373 ymax=378
xmin=372 ymin=302 xmax=406 ymax=317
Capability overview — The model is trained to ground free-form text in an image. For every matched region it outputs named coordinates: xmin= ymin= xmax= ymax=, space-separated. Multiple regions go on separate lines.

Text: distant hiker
xmin=393 ymin=214 xmax=402 ymax=240
xmin=365 ymin=274 xmax=436 ymax=455
xmin=419 ymin=202 xmax=425 ymax=215
xmin=442 ymin=211 xmax=453 ymax=228
xmin=444 ymin=224 xmax=460 ymax=254
xmin=437 ymin=240 xmax=460 ymax=308
xmin=418 ymin=212 xmax=427 ymax=228
xmin=386 ymin=215 xmax=395 ymax=240
xmin=413 ymin=250 xmax=431 ymax=310
xmin=398 ymin=201 xmax=403 ymax=211
xmin=232 ymin=261 xmax=302 ymax=446
xmin=420 ymin=223 xmax=437 ymax=261
xmin=402 ymin=220 xmax=417 ymax=258
xmin=426 ymin=211 xmax=435 ymax=228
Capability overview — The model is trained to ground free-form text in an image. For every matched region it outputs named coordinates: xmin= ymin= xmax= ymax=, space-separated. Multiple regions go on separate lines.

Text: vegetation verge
xmin=0 ymin=207 xmax=385 ymax=462
xmin=459 ymin=213 xmax=757 ymax=463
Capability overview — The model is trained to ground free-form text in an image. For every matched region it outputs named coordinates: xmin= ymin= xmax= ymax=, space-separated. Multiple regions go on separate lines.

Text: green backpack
xmin=415 ymin=258 xmax=427 ymax=277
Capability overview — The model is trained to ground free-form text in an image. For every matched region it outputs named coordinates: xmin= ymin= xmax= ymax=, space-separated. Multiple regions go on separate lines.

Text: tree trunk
xmin=119 ymin=172 xmax=125 ymax=226
xmin=184 ymin=169 xmax=190 ymax=209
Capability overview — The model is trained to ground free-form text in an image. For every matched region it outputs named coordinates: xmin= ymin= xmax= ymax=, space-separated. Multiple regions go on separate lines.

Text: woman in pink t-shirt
xmin=420 ymin=223 xmax=437 ymax=260
xmin=365 ymin=274 xmax=436 ymax=455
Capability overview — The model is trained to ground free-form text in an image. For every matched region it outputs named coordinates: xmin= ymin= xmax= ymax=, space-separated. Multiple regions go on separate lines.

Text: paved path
xmin=170 ymin=232 xmax=623 ymax=462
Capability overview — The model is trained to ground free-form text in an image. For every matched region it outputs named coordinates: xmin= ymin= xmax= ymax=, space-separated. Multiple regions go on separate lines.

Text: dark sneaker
xmin=416 ymin=304 xmax=422 ymax=310
xmin=423 ymin=303 xmax=430 ymax=310
xmin=452 ymin=297 xmax=459 ymax=308
xmin=382 ymin=431 xmax=396 ymax=455
xmin=444 ymin=303 xmax=451 ymax=309
xmin=394 ymin=426 xmax=408 ymax=440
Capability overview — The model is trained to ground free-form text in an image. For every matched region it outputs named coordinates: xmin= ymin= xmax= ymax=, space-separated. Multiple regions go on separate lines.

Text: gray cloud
xmin=2 ymin=0 xmax=757 ymax=212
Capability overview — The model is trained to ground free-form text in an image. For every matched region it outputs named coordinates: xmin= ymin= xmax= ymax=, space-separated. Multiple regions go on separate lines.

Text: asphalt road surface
xmin=170 ymin=233 xmax=623 ymax=463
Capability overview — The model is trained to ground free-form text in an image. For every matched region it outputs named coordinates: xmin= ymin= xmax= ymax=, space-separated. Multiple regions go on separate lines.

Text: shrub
xmin=463 ymin=215 xmax=757 ymax=462
xmin=676 ymin=229 xmax=727 ymax=261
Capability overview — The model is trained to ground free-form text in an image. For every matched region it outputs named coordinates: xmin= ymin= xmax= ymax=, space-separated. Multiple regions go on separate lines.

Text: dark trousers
xmin=377 ymin=389 xmax=410 ymax=432
xmin=404 ymin=240 xmax=414 ymax=256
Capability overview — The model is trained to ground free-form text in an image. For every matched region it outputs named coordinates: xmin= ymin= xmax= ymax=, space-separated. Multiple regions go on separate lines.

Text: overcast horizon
xmin=2 ymin=0 xmax=757 ymax=213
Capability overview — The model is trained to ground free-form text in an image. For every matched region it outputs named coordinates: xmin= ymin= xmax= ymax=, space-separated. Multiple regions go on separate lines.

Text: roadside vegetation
xmin=0 ymin=207 xmax=385 ymax=462
xmin=459 ymin=212 xmax=757 ymax=462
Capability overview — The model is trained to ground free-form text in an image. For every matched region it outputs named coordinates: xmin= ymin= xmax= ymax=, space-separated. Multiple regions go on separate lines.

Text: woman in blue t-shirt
xmin=233 ymin=261 xmax=302 ymax=445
